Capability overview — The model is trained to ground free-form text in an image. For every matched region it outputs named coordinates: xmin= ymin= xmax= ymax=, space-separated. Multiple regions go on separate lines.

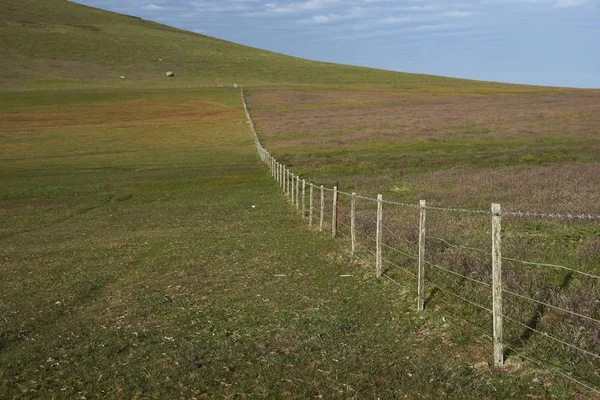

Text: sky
xmin=73 ymin=0 xmax=600 ymax=88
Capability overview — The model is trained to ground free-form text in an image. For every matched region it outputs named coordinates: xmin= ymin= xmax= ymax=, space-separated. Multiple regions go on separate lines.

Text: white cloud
xmin=305 ymin=6 xmax=366 ymax=23
xmin=444 ymin=11 xmax=476 ymax=17
xmin=510 ymin=0 xmax=590 ymax=7
xmin=555 ymin=0 xmax=587 ymax=7
xmin=142 ymin=3 xmax=165 ymax=10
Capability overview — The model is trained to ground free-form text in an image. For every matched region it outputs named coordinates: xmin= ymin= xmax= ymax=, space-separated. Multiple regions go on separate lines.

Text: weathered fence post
xmin=319 ymin=185 xmax=324 ymax=232
xmin=302 ymin=180 xmax=306 ymax=217
xmin=492 ymin=203 xmax=504 ymax=367
xmin=296 ymin=176 xmax=300 ymax=210
xmin=335 ymin=182 xmax=340 ymax=234
xmin=309 ymin=184 xmax=314 ymax=226
xmin=332 ymin=186 xmax=338 ymax=238
xmin=293 ymin=175 xmax=297 ymax=207
xmin=286 ymin=169 xmax=290 ymax=196
xmin=351 ymin=192 xmax=356 ymax=255
xmin=417 ymin=200 xmax=427 ymax=312
xmin=376 ymin=194 xmax=383 ymax=278
xmin=291 ymin=174 xmax=295 ymax=205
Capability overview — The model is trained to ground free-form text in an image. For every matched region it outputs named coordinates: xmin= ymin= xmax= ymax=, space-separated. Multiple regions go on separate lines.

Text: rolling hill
xmin=0 ymin=0 xmax=466 ymax=89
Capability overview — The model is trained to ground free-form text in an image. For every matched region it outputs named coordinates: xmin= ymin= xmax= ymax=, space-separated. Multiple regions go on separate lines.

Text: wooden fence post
xmin=376 ymin=194 xmax=383 ymax=278
xmin=417 ymin=200 xmax=427 ymax=312
xmin=286 ymin=169 xmax=290 ymax=196
xmin=335 ymin=182 xmax=340 ymax=234
xmin=290 ymin=173 xmax=296 ymax=205
xmin=351 ymin=192 xmax=356 ymax=255
xmin=296 ymin=176 xmax=300 ymax=210
xmin=309 ymin=184 xmax=314 ymax=226
xmin=319 ymin=185 xmax=324 ymax=232
xmin=302 ymin=180 xmax=306 ymax=217
xmin=332 ymin=186 xmax=338 ymax=238
xmin=492 ymin=203 xmax=504 ymax=367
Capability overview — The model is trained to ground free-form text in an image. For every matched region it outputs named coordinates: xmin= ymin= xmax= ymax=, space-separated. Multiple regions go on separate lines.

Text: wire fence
xmin=241 ymin=87 xmax=600 ymax=395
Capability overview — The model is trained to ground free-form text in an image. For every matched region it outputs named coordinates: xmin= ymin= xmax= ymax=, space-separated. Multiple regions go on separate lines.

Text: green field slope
xmin=1 ymin=88 xmax=587 ymax=398
xmin=0 ymin=0 xmax=465 ymax=89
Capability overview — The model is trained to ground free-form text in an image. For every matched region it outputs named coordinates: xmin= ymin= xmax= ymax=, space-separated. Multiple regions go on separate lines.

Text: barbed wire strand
xmin=502 ymin=314 xmax=600 ymax=360
xmin=503 ymin=210 xmax=600 ymax=220
xmin=381 ymin=199 xmax=420 ymax=209
xmin=423 ymin=277 xmax=493 ymax=313
xmin=502 ymin=257 xmax=600 ymax=280
xmin=425 ymin=235 xmax=491 ymax=256
xmin=425 ymin=205 xmax=491 ymax=215
xmin=244 ymin=88 xmax=600 ymax=394
xmin=265 ymin=162 xmax=600 ymax=220
xmin=423 ymin=260 xmax=492 ymax=287
xmin=502 ymin=289 xmax=600 ymax=324
xmin=382 ymin=271 xmax=411 ymax=286
xmin=382 ymin=222 xmax=419 ymax=245
xmin=382 ymin=242 xmax=419 ymax=261
xmin=381 ymin=256 xmax=418 ymax=279
xmin=503 ymin=345 xmax=600 ymax=395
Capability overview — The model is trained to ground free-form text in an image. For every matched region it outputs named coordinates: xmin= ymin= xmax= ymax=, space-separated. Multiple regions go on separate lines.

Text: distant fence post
xmin=320 ymin=185 xmax=324 ymax=232
xmin=309 ymin=184 xmax=314 ymax=226
xmin=293 ymin=174 xmax=297 ymax=203
xmin=286 ymin=169 xmax=290 ymax=196
xmin=332 ymin=186 xmax=338 ymax=238
xmin=293 ymin=174 xmax=297 ymax=205
xmin=492 ymin=203 xmax=504 ymax=367
xmin=335 ymin=182 xmax=340 ymax=234
xmin=417 ymin=200 xmax=427 ymax=312
xmin=302 ymin=180 xmax=306 ymax=217
xmin=296 ymin=176 xmax=300 ymax=210
xmin=351 ymin=192 xmax=356 ymax=255
xmin=376 ymin=194 xmax=383 ymax=278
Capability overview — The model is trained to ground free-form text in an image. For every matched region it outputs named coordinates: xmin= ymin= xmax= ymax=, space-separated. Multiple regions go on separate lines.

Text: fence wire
xmin=242 ymin=87 xmax=600 ymax=395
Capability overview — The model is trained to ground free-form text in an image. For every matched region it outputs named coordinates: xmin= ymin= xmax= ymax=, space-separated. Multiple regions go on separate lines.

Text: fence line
xmin=240 ymin=86 xmax=600 ymax=394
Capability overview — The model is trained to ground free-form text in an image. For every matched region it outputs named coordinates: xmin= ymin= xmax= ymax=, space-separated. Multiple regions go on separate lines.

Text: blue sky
xmin=74 ymin=0 xmax=600 ymax=88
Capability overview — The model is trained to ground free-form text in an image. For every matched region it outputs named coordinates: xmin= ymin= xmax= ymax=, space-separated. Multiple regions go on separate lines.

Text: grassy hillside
xmin=0 ymin=0 xmax=465 ymax=89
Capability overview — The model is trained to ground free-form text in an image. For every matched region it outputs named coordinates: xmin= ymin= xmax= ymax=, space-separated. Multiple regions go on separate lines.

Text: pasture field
xmin=248 ymin=86 xmax=600 ymax=213
xmin=2 ymin=87 xmax=588 ymax=398
xmin=247 ymin=85 xmax=600 ymax=393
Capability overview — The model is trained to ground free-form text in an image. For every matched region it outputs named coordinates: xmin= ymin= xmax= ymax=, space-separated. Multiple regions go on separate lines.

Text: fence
xmin=241 ymin=87 xmax=600 ymax=394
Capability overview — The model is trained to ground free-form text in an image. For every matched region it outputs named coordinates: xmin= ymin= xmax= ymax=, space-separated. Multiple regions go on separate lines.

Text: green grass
xmin=1 ymin=88 xmax=588 ymax=398
xmin=1 ymin=1 xmax=599 ymax=396
xmin=0 ymin=0 xmax=475 ymax=89
xmin=246 ymin=85 xmax=600 ymax=395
